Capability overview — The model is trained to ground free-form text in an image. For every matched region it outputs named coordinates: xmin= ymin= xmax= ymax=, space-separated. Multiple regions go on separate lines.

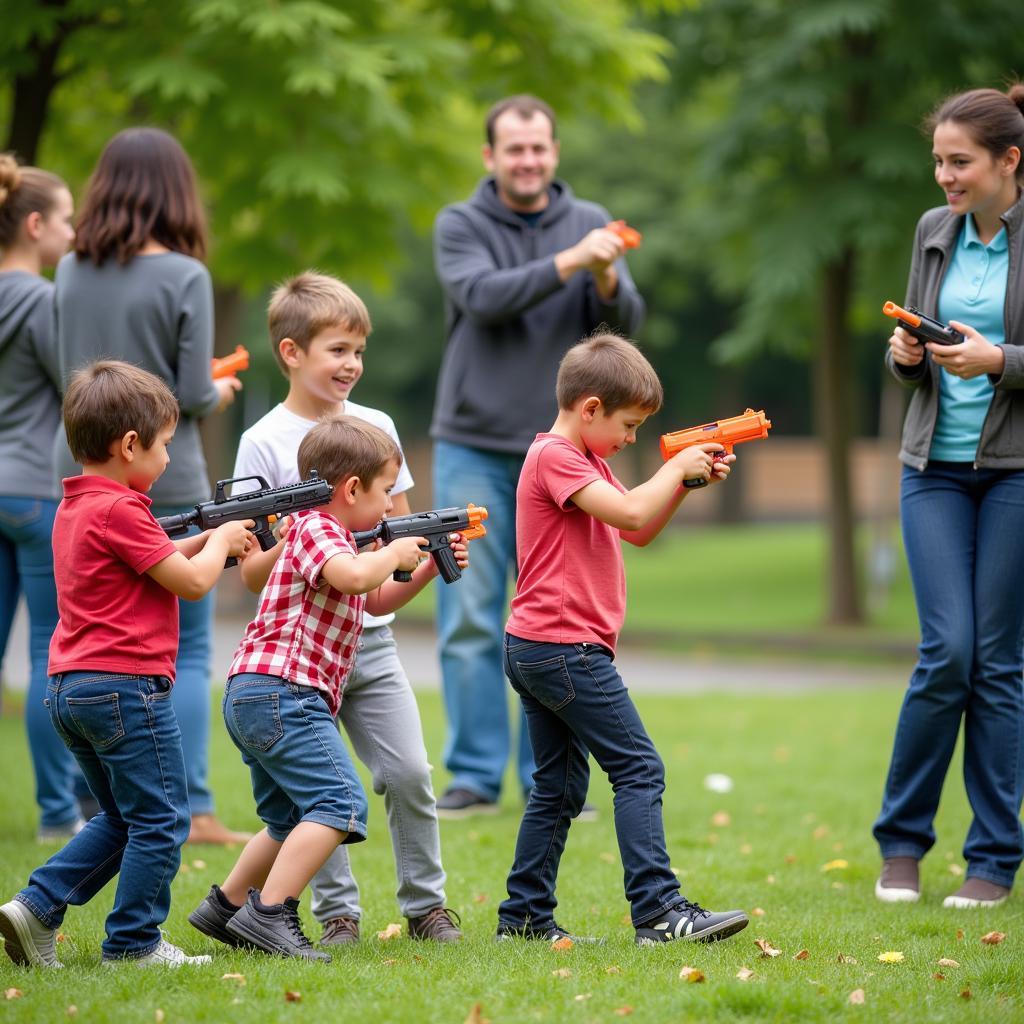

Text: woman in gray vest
xmin=55 ymin=128 xmax=246 ymax=845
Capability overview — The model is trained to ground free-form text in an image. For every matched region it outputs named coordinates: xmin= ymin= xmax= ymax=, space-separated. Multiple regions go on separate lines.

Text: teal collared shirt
xmin=931 ymin=215 xmax=1008 ymax=462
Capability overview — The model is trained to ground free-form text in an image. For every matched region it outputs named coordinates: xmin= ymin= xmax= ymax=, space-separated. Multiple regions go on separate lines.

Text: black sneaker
xmin=635 ymin=900 xmax=748 ymax=945
xmin=188 ymin=884 xmax=251 ymax=948
xmin=225 ymin=889 xmax=331 ymax=962
xmin=496 ymin=922 xmax=605 ymax=945
xmin=436 ymin=788 xmax=499 ymax=819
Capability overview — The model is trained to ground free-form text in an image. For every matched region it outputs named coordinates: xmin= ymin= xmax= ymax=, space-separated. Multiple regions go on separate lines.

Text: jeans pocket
xmin=146 ymin=677 xmax=173 ymax=702
xmin=65 ymin=693 xmax=126 ymax=748
xmin=230 ymin=693 xmax=284 ymax=752
xmin=517 ymin=655 xmax=576 ymax=712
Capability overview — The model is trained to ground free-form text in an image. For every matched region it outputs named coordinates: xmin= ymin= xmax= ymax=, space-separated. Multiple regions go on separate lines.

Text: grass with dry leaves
xmin=1 ymin=684 xmax=1020 ymax=1023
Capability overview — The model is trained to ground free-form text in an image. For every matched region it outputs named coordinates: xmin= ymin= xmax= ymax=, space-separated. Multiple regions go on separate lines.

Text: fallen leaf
xmin=221 ymin=973 xmax=246 ymax=985
xmin=377 ymin=922 xmax=402 ymax=941
xmin=711 ymin=811 xmax=731 ymax=827
xmin=813 ymin=825 xmax=830 ymax=840
xmin=573 ymin=993 xmax=592 ymax=1001
xmin=56 ymin=933 xmax=67 ymax=943
xmin=766 ymin=874 xmax=777 ymax=885
xmin=937 ymin=958 xmax=960 ymax=968
xmin=736 ymin=967 xmax=755 ymax=981
xmin=383 ymin=958 xmax=398 ymax=966
xmin=960 ymin=988 xmax=972 ymax=1000
xmin=6 ymin=989 xmax=24 ymax=1000
xmin=191 ymin=859 xmax=207 ymax=870
xmin=793 ymin=949 xmax=810 ymax=961
xmin=679 ymin=966 xmax=705 ymax=982
xmin=284 ymin=991 xmax=302 ymax=1003
xmin=751 ymin=907 xmax=766 ymax=917
xmin=551 ymin=937 xmax=574 ymax=952
xmin=831 ymin=882 xmax=845 ymax=890
xmin=599 ymin=852 xmax=616 ymax=864
xmin=832 ymin=841 xmax=844 ymax=852
xmin=848 ymin=988 xmax=866 ymax=1005
xmin=836 ymin=953 xmax=858 ymax=964
xmin=740 ymin=843 xmax=753 ymax=855
xmin=413 ymin=955 xmax=423 ymax=962
xmin=707 ymin=833 xmax=719 ymax=845
xmin=178 ymin=863 xmax=190 ymax=872
xmin=551 ymin=968 xmax=572 ymax=978
xmin=877 ymin=951 xmax=905 ymax=963
xmin=785 ymin=854 xmax=798 ymax=864
xmin=464 ymin=1004 xmax=491 ymax=1024
xmin=948 ymin=864 xmax=963 ymax=876
xmin=155 ymin=1012 xmax=165 ymax=1023
xmin=981 ymin=931 xmax=1007 ymax=945
xmin=473 ymin=893 xmax=488 ymax=904
xmin=956 ymin=928 xmax=964 ymax=941
xmin=755 ymin=938 xmax=782 ymax=958
xmin=933 ymin=973 xmax=946 ymax=981
xmin=605 ymin=966 xmax=622 ymax=975
xmin=66 ymin=1008 xmax=78 ymax=1018
xmin=821 ymin=859 xmax=848 ymax=872
xmin=613 ymin=1009 xmax=633 ymax=1017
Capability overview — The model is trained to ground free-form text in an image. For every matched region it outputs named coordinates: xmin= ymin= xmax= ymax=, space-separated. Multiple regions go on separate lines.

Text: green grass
xmin=2 ymin=684 xmax=1020 ymax=1023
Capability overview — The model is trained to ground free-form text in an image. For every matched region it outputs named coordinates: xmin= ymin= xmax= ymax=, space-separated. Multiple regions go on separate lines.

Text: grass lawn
xmin=1 ymin=684 xmax=1019 ymax=1023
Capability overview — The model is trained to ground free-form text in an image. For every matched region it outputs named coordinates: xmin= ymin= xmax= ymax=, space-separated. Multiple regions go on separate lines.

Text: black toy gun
xmin=158 ymin=473 xmax=334 ymax=566
xmin=882 ymin=301 xmax=964 ymax=346
xmin=352 ymin=504 xmax=488 ymax=584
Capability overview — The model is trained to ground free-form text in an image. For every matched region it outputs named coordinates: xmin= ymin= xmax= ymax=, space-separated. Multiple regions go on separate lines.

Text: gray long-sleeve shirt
xmin=431 ymin=177 xmax=645 ymax=454
xmin=0 ymin=271 xmax=62 ymax=499
xmin=54 ymin=251 xmax=220 ymax=505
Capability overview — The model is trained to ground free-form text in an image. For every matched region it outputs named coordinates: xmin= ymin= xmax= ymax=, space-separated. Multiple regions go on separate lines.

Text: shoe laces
xmin=322 ymin=916 xmax=359 ymax=942
xmin=416 ymin=907 xmax=461 ymax=935
xmin=282 ymin=903 xmax=315 ymax=950
xmin=672 ymin=898 xmax=710 ymax=920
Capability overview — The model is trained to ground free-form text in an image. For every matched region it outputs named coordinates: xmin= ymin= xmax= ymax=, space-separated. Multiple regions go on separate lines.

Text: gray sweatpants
xmin=309 ymin=624 xmax=447 ymax=922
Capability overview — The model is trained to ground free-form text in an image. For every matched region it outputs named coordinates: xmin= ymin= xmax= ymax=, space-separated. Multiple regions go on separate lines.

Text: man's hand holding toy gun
xmin=660 ymin=408 xmax=772 ymax=489
xmin=211 ymin=345 xmax=251 ymax=379
xmin=606 ymin=220 xmax=642 ymax=249
xmin=158 ymin=473 xmax=333 ymax=566
xmin=353 ymin=504 xmax=488 ymax=584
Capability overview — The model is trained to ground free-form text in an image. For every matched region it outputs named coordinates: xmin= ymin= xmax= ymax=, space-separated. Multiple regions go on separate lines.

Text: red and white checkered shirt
xmin=228 ymin=509 xmax=365 ymax=715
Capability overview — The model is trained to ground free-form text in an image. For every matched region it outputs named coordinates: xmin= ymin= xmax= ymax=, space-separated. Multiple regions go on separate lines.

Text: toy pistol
xmin=158 ymin=472 xmax=333 ymax=566
xmin=660 ymin=408 xmax=771 ymax=489
xmin=211 ymin=344 xmax=251 ymax=379
xmin=882 ymin=301 xmax=963 ymax=346
xmin=606 ymin=220 xmax=642 ymax=249
xmin=352 ymin=503 xmax=488 ymax=584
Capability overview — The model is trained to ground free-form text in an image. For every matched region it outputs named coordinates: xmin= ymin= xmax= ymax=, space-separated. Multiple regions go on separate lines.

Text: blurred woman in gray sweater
xmin=55 ymin=128 xmax=246 ymax=844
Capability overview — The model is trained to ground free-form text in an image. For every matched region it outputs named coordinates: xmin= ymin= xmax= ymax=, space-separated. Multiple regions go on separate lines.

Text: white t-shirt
xmin=232 ymin=401 xmax=415 ymax=628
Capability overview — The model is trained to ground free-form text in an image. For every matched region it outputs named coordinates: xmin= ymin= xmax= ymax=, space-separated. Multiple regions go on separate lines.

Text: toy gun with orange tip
xmin=606 ymin=220 xmax=642 ymax=249
xmin=882 ymin=301 xmax=963 ymax=346
xmin=660 ymin=408 xmax=772 ymax=489
xmin=352 ymin=504 xmax=488 ymax=584
xmin=211 ymin=344 xmax=251 ymax=379
xmin=157 ymin=472 xmax=333 ymax=566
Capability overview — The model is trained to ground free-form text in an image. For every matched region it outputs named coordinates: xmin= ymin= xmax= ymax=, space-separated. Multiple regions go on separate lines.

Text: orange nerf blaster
xmin=606 ymin=220 xmax=642 ymax=249
xmin=882 ymin=301 xmax=963 ymax=346
xmin=211 ymin=344 xmax=250 ymax=379
xmin=660 ymin=408 xmax=772 ymax=489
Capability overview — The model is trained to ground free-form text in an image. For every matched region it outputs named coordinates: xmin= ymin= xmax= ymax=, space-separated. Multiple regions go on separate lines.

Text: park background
xmin=1 ymin=1 xmax=1021 ymax=1021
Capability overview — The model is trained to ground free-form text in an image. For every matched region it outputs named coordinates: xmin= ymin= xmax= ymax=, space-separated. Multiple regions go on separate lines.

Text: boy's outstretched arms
xmin=148 ymin=520 xmax=255 ymax=600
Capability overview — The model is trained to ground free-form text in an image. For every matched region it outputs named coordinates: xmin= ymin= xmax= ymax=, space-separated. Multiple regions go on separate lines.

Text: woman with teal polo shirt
xmin=874 ymin=85 xmax=1024 ymax=910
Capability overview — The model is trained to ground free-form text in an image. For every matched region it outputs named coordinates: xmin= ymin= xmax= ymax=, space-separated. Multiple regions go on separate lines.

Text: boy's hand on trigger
xmin=669 ymin=442 xmax=722 ymax=486
xmin=448 ymin=533 xmax=470 ymax=572
xmin=216 ymin=519 xmax=255 ymax=558
xmin=388 ymin=535 xmax=429 ymax=573
xmin=708 ymin=450 xmax=736 ymax=484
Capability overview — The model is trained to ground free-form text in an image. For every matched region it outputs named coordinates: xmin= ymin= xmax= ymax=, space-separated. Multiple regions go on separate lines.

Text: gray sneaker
xmin=188 ymin=884 xmax=250 ymax=948
xmin=0 ymin=899 xmax=61 ymax=968
xmin=225 ymin=890 xmax=331 ymax=962
xmin=102 ymin=938 xmax=211 ymax=967
xmin=875 ymin=857 xmax=921 ymax=904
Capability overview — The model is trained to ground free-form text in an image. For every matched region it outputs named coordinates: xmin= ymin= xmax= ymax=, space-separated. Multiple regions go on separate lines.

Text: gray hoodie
xmin=431 ymin=177 xmax=645 ymax=453
xmin=0 ymin=271 xmax=61 ymax=499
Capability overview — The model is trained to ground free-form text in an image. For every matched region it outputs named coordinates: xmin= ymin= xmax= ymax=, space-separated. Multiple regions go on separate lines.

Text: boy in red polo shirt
xmin=0 ymin=361 xmax=252 ymax=969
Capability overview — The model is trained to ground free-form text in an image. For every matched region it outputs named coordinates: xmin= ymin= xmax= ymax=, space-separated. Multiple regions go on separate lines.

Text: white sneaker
xmin=0 ymin=900 xmax=62 ymax=967
xmin=103 ymin=938 xmax=212 ymax=967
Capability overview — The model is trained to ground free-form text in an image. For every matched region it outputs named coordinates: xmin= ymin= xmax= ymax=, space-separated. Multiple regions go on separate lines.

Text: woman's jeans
xmin=499 ymin=636 xmax=681 ymax=927
xmin=874 ymin=463 xmax=1024 ymax=888
xmin=16 ymin=671 xmax=190 ymax=959
xmin=151 ymin=503 xmax=215 ymax=816
xmin=0 ymin=496 xmax=80 ymax=828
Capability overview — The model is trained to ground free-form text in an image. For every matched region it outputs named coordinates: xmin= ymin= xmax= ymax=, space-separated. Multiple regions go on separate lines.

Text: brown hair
xmin=297 ymin=414 xmax=400 ymax=489
xmin=74 ymin=128 xmax=207 ymax=265
xmin=267 ymin=270 xmax=372 ymax=375
xmin=556 ymin=332 xmax=663 ymax=414
xmin=63 ymin=360 xmax=179 ymax=464
xmin=485 ymin=95 xmax=557 ymax=147
xmin=0 ymin=154 xmax=66 ymax=250
xmin=927 ymin=84 xmax=1024 ymax=183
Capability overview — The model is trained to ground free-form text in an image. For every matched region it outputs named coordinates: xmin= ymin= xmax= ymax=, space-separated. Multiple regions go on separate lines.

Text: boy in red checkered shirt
xmin=189 ymin=416 xmax=469 ymax=961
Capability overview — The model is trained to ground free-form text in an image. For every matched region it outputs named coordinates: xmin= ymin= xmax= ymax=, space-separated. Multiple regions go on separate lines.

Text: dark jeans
xmin=873 ymin=463 xmax=1024 ymax=888
xmin=16 ymin=671 xmax=190 ymax=958
xmin=499 ymin=635 xmax=680 ymax=927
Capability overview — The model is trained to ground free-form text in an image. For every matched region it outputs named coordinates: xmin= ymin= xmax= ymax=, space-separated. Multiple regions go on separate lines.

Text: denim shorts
xmin=224 ymin=673 xmax=368 ymax=843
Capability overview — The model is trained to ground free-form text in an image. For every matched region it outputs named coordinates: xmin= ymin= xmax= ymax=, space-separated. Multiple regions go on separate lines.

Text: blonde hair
xmin=0 ymin=154 xmax=66 ymax=250
xmin=297 ymin=414 xmax=400 ymax=489
xmin=556 ymin=332 xmax=663 ymax=414
xmin=267 ymin=271 xmax=371 ymax=375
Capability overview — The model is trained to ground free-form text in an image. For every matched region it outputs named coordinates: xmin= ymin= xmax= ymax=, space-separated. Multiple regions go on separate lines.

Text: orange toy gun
xmin=606 ymin=220 xmax=642 ymax=249
xmin=882 ymin=301 xmax=963 ymax=346
xmin=352 ymin=503 xmax=488 ymax=584
xmin=660 ymin=408 xmax=772 ymax=489
xmin=211 ymin=344 xmax=251 ymax=379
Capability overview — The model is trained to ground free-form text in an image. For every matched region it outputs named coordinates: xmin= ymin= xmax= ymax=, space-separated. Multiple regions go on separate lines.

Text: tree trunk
xmin=814 ymin=249 xmax=863 ymax=624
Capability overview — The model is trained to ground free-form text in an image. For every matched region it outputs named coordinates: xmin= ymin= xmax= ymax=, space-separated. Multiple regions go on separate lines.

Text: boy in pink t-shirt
xmin=499 ymin=334 xmax=750 ymax=946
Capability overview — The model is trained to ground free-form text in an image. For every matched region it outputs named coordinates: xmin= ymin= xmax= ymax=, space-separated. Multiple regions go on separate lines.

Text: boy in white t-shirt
xmin=225 ymin=272 xmax=460 ymax=944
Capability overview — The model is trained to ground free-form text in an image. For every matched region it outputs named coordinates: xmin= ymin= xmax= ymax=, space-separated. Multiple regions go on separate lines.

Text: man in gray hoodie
xmin=431 ymin=95 xmax=645 ymax=816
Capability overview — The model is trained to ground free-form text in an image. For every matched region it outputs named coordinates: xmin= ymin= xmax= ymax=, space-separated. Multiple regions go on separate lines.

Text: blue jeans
xmin=433 ymin=441 xmax=535 ymax=800
xmin=874 ymin=463 xmax=1024 ymax=888
xmin=224 ymin=674 xmax=368 ymax=843
xmin=0 ymin=496 xmax=81 ymax=828
xmin=151 ymin=503 xmax=214 ymax=816
xmin=499 ymin=636 xmax=681 ymax=927
xmin=16 ymin=671 xmax=190 ymax=959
